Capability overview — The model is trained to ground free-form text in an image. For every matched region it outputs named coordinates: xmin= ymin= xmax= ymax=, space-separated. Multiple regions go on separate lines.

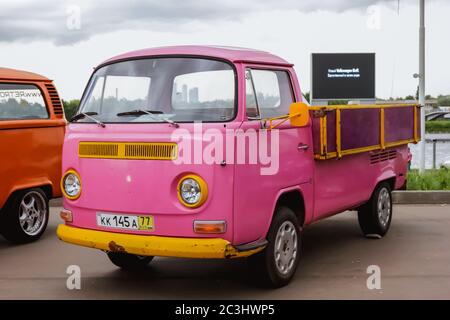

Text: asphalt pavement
xmin=0 ymin=204 xmax=449 ymax=299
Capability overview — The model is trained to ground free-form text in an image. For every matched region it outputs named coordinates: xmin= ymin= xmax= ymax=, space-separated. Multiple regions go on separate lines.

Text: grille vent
xmin=370 ymin=149 xmax=397 ymax=164
xmin=79 ymin=143 xmax=119 ymax=158
xmin=78 ymin=142 xmax=177 ymax=160
xmin=44 ymin=83 xmax=64 ymax=118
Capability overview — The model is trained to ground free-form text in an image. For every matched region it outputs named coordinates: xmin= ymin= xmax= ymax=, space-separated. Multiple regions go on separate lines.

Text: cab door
xmin=232 ymin=66 xmax=314 ymax=245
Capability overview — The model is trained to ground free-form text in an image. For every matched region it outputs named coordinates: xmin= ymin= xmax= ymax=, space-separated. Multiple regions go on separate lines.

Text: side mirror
xmin=289 ymin=102 xmax=310 ymax=127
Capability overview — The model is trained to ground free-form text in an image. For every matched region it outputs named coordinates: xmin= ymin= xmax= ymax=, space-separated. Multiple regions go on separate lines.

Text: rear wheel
xmin=107 ymin=252 xmax=153 ymax=270
xmin=0 ymin=188 xmax=49 ymax=244
xmin=358 ymin=182 xmax=393 ymax=238
xmin=249 ymin=206 xmax=301 ymax=288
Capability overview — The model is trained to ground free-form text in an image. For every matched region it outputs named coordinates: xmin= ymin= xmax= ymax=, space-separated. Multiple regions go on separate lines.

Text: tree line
xmin=302 ymin=92 xmax=450 ymax=106
xmin=63 ymin=93 xmax=450 ymax=118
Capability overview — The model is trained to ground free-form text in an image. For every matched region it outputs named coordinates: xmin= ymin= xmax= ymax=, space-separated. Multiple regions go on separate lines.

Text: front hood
xmin=62 ymin=122 xmax=240 ymax=217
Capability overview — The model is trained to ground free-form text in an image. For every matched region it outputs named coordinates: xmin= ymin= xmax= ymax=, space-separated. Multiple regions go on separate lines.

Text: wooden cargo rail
xmin=309 ymin=104 xmax=421 ymax=160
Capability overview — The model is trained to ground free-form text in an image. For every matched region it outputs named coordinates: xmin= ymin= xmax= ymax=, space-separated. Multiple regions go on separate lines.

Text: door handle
xmin=297 ymin=143 xmax=309 ymax=151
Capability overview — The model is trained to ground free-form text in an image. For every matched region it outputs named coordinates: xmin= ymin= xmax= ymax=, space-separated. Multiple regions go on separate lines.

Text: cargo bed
xmin=310 ymin=104 xmax=421 ymax=160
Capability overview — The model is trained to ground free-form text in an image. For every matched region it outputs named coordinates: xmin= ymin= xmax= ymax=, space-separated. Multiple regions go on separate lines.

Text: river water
xmin=409 ymin=134 xmax=450 ymax=169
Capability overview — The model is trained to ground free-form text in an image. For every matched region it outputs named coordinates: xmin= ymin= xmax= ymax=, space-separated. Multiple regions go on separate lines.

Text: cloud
xmin=0 ymin=0 xmax=429 ymax=45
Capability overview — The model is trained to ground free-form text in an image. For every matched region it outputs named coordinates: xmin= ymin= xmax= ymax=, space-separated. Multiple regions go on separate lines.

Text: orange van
xmin=0 ymin=68 xmax=65 ymax=243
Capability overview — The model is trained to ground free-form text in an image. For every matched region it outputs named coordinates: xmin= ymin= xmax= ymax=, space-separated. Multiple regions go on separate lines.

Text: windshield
xmin=77 ymin=57 xmax=236 ymax=123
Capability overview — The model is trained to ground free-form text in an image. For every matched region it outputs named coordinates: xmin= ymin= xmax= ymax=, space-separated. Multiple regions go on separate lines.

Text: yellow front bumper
xmin=56 ymin=224 xmax=264 ymax=259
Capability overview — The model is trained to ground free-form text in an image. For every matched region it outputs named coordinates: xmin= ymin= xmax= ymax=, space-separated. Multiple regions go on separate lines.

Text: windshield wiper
xmin=70 ymin=112 xmax=105 ymax=128
xmin=116 ymin=109 xmax=179 ymax=128
xmin=116 ymin=109 xmax=163 ymax=116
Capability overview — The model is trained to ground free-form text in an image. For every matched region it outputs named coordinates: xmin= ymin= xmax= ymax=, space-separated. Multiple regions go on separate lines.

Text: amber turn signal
xmin=194 ymin=220 xmax=226 ymax=234
xmin=60 ymin=209 xmax=73 ymax=223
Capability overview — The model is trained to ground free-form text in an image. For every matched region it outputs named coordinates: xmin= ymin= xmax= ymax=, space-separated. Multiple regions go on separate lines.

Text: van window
xmin=245 ymin=69 xmax=259 ymax=118
xmin=78 ymin=58 xmax=236 ymax=123
xmin=246 ymin=69 xmax=294 ymax=119
xmin=83 ymin=75 xmax=151 ymax=116
xmin=0 ymin=83 xmax=48 ymax=120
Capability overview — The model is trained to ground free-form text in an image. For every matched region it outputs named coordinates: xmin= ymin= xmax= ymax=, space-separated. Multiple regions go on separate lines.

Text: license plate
xmin=96 ymin=213 xmax=154 ymax=231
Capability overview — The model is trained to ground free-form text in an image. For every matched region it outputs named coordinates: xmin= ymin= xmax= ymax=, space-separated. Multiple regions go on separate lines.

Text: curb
xmin=393 ymin=191 xmax=450 ymax=204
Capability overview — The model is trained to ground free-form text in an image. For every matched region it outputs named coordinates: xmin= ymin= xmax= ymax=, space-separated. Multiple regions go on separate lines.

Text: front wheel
xmin=0 ymin=188 xmax=49 ymax=244
xmin=107 ymin=252 xmax=153 ymax=270
xmin=249 ymin=206 xmax=301 ymax=288
xmin=358 ymin=182 xmax=393 ymax=238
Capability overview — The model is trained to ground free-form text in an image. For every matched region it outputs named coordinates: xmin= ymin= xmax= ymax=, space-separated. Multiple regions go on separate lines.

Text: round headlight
xmin=61 ymin=170 xmax=82 ymax=200
xmin=178 ymin=175 xmax=208 ymax=208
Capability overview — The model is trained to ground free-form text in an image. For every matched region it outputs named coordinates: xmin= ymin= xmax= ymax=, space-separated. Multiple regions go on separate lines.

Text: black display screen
xmin=311 ymin=53 xmax=375 ymax=100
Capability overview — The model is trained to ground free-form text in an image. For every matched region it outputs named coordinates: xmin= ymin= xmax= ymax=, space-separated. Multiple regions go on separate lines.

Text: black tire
xmin=0 ymin=188 xmax=49 ymax=244
xmin=107 ymin=252 xmax=153 ymax=270
xmin=358 ymin=182 xmax=393 ymax=238
xmin=249 ymin=206 xmax=301 ymax=288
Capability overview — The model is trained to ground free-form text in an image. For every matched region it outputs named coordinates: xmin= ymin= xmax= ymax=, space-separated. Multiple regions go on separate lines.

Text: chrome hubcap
xmin=274 ymin=221 xmax=298 ymax=275
xmin=18 ymin=191 xmax=47 ymax=236
xmin=377 ymin=188 xmax=391 ymax=228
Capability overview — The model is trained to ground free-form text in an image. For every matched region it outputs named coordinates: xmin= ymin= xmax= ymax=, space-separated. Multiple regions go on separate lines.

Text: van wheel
xmin=0 ymin=188 xmax=49 ymax=244
xmin=358 ymin=182 xmax=393 ymax=238
xmin=107 ymin=252 xmax=153 ymax=270
xmin=249 ymin=206 xmax=301 ymax=288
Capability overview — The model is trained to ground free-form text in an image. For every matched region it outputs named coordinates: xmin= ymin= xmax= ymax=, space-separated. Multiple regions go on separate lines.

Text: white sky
xmin=0 ymin=0 xmax=449 ymax=100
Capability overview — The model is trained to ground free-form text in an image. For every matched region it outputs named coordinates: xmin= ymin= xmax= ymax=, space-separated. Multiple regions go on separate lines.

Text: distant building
xmin=182 ymin=84 xmax=188 ymax=103
xmin=172 ymin=83 xmax=183 ymax=103
xmin=189 ymin=87 xmax=199 ymax=103
xmin=173 ymin=83 xmax=178 ymax=96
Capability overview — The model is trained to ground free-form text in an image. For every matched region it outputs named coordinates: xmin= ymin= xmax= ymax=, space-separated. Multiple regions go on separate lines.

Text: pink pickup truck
xmin=57 ymin=46 xmax=419 ymax=287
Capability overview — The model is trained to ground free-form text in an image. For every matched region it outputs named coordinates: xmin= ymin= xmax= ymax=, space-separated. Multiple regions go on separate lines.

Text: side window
xmin=246 ymin=69 xmax=294 ymax=119
xmin=245 ymin=69 xmax=258 ymax=118
xmin=0 ymin=83 xmax=48 ymax=120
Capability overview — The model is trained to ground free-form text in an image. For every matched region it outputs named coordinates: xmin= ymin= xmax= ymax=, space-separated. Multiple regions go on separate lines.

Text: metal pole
xmin=432 ymin=140 xmax=436 ymax=169
xmin=418 ymin=0 xmax=426 ymax=173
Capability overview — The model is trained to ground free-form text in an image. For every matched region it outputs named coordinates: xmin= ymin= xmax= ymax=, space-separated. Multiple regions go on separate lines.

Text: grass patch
xmin=426 ymin=120 xmax=450 ymax=133
xmin=407 ymin=168 xmax=450 ymax=190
